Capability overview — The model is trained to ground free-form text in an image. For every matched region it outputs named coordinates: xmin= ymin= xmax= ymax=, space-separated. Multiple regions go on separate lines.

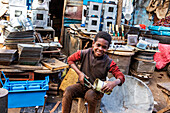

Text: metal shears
xmin=84 ymin=77 xmax=95 ymax=89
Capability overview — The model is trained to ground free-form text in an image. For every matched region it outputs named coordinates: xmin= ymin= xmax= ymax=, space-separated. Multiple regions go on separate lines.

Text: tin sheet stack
xmin=18 ymin=44 xmax=43 ymax=65
xmin=0 ymin=49 xmax=17 ymax=65
xmin=4 ymin=30 xmax=35 ymax=49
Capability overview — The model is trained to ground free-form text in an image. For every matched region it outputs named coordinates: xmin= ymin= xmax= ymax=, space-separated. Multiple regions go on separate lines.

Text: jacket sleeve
xmin=108 ymin=60 xmax=125 ymax=86
xmin=67 ymin=50 xmax=81 ymax=65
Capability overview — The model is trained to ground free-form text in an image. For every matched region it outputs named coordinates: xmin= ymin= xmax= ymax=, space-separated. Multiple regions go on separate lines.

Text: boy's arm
xmin=101 ymin=61 xmax=125 ymax=93
xmin=67 ymin=50 xmax=88 ymax=85
xmin=109 ymin=61 xmax=125 ymax=85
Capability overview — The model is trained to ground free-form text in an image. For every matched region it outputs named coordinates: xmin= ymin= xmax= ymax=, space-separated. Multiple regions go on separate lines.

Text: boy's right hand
xmin=78 ymin=72 xmax=89 ymax=85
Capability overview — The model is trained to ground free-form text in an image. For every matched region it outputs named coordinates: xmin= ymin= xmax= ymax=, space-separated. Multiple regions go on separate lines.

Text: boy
xmin=62 ymin=31 xmax=125 ymax=113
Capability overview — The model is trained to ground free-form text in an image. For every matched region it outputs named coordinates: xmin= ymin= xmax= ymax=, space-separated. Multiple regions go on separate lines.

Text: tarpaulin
xmin=154 ymin=43 xmax=170 ymax=70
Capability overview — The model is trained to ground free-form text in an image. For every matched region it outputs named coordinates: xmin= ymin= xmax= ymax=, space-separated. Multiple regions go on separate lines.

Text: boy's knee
xmin=85 ymin=90 xmax=103 ymax=103
xmin=63 ymin=86 xmax=73 ymax=97
xmin=84 ymin=90 xmax=96 ymax=103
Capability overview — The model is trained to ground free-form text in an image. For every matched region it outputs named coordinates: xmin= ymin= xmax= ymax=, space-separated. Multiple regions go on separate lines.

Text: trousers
xmin=62 ymin=83 xmax=103 ymax=113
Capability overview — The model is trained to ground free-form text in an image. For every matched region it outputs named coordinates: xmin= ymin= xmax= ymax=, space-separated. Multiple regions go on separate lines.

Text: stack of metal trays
xmin=0 ymin=49 xmax=17 ymax=65
xmin=18 ymin=44 xmax=43 ymax=65
xmin=4 ymin=29 xmax=35 ymax=49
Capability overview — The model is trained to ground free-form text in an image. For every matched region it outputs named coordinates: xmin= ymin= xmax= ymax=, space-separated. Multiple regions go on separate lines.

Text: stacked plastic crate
xmin=102 ymin=1 xmax=117 ymax=32
xmin=85 ymin=1 xmax=103 ymax=32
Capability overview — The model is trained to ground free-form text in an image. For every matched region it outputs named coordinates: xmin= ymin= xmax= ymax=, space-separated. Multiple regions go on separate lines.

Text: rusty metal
xmin=35 ymin=106 xmax=39 ymax=113
xmin=41 ymin=95 xmax=48 ymax=113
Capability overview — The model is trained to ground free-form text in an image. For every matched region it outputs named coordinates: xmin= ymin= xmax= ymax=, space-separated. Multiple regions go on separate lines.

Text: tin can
xmin=93 ymin=78 xmax=112 ymax=95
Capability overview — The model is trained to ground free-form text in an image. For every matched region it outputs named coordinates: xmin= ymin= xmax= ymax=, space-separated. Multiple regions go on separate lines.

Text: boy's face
xmin=92 ymin=38 xmax=109 ymax=57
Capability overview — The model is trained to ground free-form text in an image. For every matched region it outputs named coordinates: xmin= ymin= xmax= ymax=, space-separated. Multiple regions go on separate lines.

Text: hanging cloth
xmin=146 ymin=0 xmax=170 ymax=20
xmin=155 ymin=0 xmax=170 ymax=19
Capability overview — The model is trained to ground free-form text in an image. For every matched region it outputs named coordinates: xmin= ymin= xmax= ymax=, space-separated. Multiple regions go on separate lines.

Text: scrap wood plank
xmin=0 ymin=65 xmax=43 ymax=70
xmin=157 ymin=105 xmax=170 ymax=113
xmin=34 ymin=66 xmax=60 ymax=74
xmin=0 ymin=69 xmax=24 ymax=72
xmin=134 ymin=57 xmax=154 ymax=63
xmin=0 ymin=65 xmax=16 ymax=69
xmin=59 ymin=68 xmax=78 ymax=91
xmin=42 ymin=50 xmax=60 ymax=54
xmin=107 ymin=51 xmax=135 ymax=56
xmin=157 ymin=82 xmax=170 ymax=95
xmin=13 ymin=65 xmax=43 ymax=70
xmin=50 ymin=101 xmax=61 ymax=113
xmin=41 ymin=58 xmax=69 ymax=71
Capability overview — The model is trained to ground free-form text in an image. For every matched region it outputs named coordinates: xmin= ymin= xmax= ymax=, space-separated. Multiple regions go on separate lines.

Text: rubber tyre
xmin=152 ymin=35 xmax=170 ymax=44
xmin=136 ymin=51 xmax=156 ymax=56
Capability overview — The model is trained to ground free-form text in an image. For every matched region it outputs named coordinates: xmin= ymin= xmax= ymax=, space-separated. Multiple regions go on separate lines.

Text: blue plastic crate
xmin=0 ymin=71 xmax=49 ymax=108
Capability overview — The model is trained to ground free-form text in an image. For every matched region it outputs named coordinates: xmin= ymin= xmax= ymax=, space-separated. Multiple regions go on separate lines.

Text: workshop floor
xmin=147 ymin=70 xmax=170 ymax=112
xmin=8 ymin=71 xmax=169 ymax=113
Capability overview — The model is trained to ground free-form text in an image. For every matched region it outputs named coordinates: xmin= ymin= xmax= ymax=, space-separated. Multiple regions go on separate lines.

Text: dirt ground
xmin=147 ymin=70 xmax=170 ymax=112
xmin=8 ymin=70 xmax=170 ymax=113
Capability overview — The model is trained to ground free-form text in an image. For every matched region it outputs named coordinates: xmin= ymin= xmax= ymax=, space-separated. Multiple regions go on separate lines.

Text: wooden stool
xmin=71 ymin=97 xmax=101 ymax=113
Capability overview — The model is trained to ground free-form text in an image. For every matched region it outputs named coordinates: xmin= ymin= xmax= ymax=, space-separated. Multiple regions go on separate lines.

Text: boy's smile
xmin=93 ymin=38 xmax=109 ymax=57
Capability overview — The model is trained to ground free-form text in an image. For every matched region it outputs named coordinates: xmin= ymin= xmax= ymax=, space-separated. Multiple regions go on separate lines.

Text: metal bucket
xmin=0 ymin=88 xmax=8 ymax=113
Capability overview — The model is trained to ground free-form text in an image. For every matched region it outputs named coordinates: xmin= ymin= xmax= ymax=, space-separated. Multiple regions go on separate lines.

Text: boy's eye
xmin=102 ymin=46 xmax=107 ymax=49
xmin=96 ymin=44 xmax=101 ymax=47
xmin=96 ymin=43 xmax=107 ymax=49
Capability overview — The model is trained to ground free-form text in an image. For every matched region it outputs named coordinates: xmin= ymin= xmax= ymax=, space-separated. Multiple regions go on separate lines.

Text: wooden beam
xmin=60 ymin=0 xmax=67 ymax=41
xmin=0 ymin=65 xmax=43 ymax=70
xmin=41 ymin=58 xmax=69 ymax=71
xmin=50 ymin=101 xmax=61 ymax=113
xmin=157 ymin=106 xmax=170 ymax=113
xmin=116 ymin=0 xmax=123 ymax=26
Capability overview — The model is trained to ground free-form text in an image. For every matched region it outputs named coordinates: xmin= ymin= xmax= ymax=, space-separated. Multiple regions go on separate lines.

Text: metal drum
xmin=0 ymin=88 xmax=8 ymax=113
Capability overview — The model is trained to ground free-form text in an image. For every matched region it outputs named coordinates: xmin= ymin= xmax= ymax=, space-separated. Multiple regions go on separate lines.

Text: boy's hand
xmin=78 ymin=72 xmax=89 ymax=85
xmin=101 ymin=81 xmax=116 ymax=93
xmin=101 ymin=79 xmax=121 ymax=93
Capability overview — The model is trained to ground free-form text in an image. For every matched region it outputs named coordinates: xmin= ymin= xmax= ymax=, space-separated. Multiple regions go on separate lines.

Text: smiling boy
xmin=62 ymin=31 xmax=125 ymax=113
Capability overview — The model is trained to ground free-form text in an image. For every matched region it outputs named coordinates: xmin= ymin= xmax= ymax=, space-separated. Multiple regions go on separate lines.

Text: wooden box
xmin=131 ymin=59 xmax=156 ymax=73
xmin=108 ymin=53 xmax=132 ymax=75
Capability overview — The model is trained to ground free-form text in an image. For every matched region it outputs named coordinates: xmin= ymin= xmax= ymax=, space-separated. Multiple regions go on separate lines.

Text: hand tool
xmin=84 ymin=77 xmax=95 ymax=89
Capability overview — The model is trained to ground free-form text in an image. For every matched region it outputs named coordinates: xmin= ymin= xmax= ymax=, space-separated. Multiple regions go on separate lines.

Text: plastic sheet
xmin=148 ymin=26 xmax=170 ymax=36
xmin=148 ymin=26 xmax=170 ymax=31
xmin=154 ymin=43 xmax=170 ymax=69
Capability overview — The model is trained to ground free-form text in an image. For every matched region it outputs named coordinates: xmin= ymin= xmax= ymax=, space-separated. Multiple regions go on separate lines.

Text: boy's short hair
xmin=94 ymin=31 xmax=112 ymax=46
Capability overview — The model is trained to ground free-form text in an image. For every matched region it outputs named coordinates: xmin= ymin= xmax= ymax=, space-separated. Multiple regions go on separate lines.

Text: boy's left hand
xmin=101 ymin=79 xmax=121 ymax=93
xmin=101 ymin=81 xmax=116 ymax=93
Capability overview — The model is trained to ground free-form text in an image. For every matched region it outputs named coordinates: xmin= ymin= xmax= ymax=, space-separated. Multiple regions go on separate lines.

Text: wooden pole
xmin=60 ymin=0 xmax=67 ymax=41
xmin=116 ymin=0 xmax=123 ymax=26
